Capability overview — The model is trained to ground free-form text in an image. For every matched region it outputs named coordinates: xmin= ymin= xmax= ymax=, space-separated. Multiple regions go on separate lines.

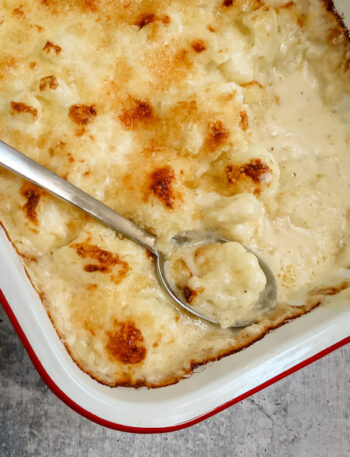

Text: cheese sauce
xmin=0 ymin=0 xmax=349 ymax=387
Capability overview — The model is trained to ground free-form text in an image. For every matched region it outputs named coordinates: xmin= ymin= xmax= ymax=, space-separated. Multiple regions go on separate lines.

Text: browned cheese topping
xmin=0 ymin=0 xmax=349 ymax=387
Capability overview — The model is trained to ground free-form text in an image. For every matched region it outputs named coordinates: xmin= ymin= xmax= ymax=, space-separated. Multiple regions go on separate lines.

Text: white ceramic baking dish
xmin=1 ymin=0 xmax=349 ymax=433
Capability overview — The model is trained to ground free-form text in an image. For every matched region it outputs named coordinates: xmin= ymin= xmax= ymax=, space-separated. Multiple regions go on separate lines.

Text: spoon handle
xmin=0 ymin=140 xmax=157 ymax=253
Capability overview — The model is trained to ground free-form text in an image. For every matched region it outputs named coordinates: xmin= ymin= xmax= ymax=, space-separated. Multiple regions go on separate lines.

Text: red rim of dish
xmin=1 ymin=288 xmax=349 ymax=434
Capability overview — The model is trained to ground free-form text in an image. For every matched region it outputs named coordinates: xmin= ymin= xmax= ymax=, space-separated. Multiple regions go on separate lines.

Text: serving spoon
xmin=0 ymin=140 xmax=277 ymax=327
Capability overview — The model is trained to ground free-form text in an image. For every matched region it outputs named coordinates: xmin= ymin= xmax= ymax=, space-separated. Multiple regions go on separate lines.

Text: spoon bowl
xmin=0 ymin=140 xmax=277 ymax=328
xmin=157 ymin=231 xmax=277 ymax=327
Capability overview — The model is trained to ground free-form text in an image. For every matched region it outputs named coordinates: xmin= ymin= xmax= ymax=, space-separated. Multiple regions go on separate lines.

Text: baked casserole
xmin=0 ymin=0 xmax=349 ymax=387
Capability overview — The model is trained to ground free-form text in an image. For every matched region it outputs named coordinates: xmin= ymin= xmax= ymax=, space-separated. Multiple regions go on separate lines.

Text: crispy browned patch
xmin=242 ymin=160 xmax=271 ymax=182
xmin=226 ymin=159 xmax=271 ymax=185
xmin=84 ymin=264 xmax=109 ymax=273
xmin=72 ymin=241 xmax=129 ymax=279
xmin=223 ymin=0 xmax=233 ymax=6
xmin=39 ymin=75 xmax=58 ymax=91
xmin=145 ymin=250 xmax=157 ymax=261
xmin=20 ymin=182 xmax=43 ymax=225
xmin=183 ymin=286 xmax=204 ymax=304
xmin=191 ymin=40 xmax=207 ymax=53
xmin=206 ymin=121 xmax=230 ymax=151
xmin=106 ymin=321 xmax=146 ymax=364
xmin=149 ymin=166 xmax=177 ymax=209
xmin=73 ymin=242 xmax=123 ymax=265
xmin=66 ymin=152 xmax=74 ymax=163
xmin=12 ymin=7 xmax=25 ymax=19
xmin=239 ymin=111 xmax=249 ymax=130
xmin=10 ymin=101 xmax=38 ymax=119
xmin=310 ymin=282 xmax=349 ymax=296
xmin=135 ymin=12 xmax=170 ymax=28
xmin=119 ymin=98 xmax=154 ymax=129
xmin=183 ymin=286 xmax=196 ymax=303
xmin=69 ymin=104 xmax=97 ymax=125
xmin=43 ymin=40 xmax=62 ymax=55
xmin=135 ymin=13 xmax=156 ymax=28
xmin=161 ymin=15 xmax=171 ymax=25
xmin=208 ymin=25 xmax=215 ymax=32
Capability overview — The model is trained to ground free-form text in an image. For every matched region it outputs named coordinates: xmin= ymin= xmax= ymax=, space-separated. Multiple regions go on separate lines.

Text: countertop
xmin=1 ymin=305 xmax=349 ymax=457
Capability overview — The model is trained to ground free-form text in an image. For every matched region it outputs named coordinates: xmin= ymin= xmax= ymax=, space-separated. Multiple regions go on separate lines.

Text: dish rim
xmin=0 ymin=0 xmax=349 ymax=434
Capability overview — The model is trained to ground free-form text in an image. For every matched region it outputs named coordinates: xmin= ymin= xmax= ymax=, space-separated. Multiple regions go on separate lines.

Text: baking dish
xmin=0 ymin=0 xmax=349 ymax=433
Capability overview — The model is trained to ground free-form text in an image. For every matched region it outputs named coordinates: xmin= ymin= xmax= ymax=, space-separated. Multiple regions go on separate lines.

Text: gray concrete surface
xmin=0 ymin=304 xmax=349 ymax=457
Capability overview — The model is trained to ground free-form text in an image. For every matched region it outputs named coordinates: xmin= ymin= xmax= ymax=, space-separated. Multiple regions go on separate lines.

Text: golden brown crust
xmin=191 ymin=40 xmax=207 ymax=53
xmin=135 ymin=12 xmax=170 ymax=28
xmin=0 ymin=0 xmax=349 ymax=389
xmin=225 ymin=159 xmax=272 ymax=196
xmin=148 ymin=166 xmax=178 ymax=209
xmin=71 ymin=241 xmax=130 ymax=281
xmin=10 ymin=102 xmax=38 ymax=119
xmin=20 ymin=183 xmax=44 ymax=226
xmin=39 ymin=75 xmax=58 ymax=91
xmin=69 ymin=105 xmax=97 ymax=125
xmin=42 ymin=40 xmax=62 ymax=55
xmin=106 ymin=320 xmax=146 ymax=365
xmin=183 ymin=286 xmax=198 ymax=304
xmin=206 ymin=121 xmax=230 ymax=151
xmin=119 ymin=98 xmax=155 ymax=130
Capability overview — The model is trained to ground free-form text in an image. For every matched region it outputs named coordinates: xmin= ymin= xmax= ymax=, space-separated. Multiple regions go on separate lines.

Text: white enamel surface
xmin=0 ymin=0 xmax=349 ymax=430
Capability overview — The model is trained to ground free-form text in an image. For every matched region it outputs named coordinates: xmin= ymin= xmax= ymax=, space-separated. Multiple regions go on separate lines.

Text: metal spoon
xmin=0 ymin=140 xmax=277 ymax=327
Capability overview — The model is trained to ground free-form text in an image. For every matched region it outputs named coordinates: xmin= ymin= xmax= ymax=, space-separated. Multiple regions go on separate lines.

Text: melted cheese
xmin=0 ymin=0 xmax=349 ymax=387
